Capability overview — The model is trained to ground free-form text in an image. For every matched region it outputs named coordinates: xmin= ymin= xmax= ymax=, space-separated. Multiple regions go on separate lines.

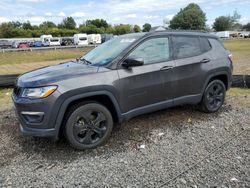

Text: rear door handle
xmin=160 ymin=66 xmax=173 ymax=71
xmin=200 ymin=58 xmax=210 ymax=63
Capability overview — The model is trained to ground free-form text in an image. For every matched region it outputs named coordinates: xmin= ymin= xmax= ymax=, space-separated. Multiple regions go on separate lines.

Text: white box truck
xmin=215 ymin=31 xmax=230 ymax=38
xmin=88 ymin=34 xmax=102 ymax=44
xmin=74 ymin=34 xmax=88 ymax=45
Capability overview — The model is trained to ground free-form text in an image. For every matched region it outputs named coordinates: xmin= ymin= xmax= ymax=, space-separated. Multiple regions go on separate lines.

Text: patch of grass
xmin=224 ymin=39 xmax=250 ymax=75
xmin=0 ymin=47 xmax=92 ymax=66
xmin=227 ymin=88 xmax=250 ymax=107
xmin=0 ymin=47 xmax=92 ymax=75
xmin=0 ymin=88 xmax=13 ymax=111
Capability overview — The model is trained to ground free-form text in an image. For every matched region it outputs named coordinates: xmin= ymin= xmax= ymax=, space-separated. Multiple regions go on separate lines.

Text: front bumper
xmin=12 ymin=91 xmax=61 ymax=139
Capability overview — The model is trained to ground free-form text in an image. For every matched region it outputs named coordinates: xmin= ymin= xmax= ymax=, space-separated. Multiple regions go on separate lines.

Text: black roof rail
xmin=150 ymin=29 xmax=208 ymax=33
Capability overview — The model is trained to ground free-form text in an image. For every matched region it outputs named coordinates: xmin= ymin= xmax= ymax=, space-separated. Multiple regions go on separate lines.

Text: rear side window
xmin=128 ymin=37 xmax=170 ymax=65
xmin=200 ymin=37 xmax=211 ymax=52
xmin=172 ymin=36 xmax=202 ymax=59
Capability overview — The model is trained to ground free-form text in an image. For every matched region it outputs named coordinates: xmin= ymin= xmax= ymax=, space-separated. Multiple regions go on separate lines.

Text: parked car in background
xmin=12 ymin=41 xmax=19 ymax=48
xmin=33 ymin=41 xmax=43 ymax=47
xmin=88 ymin=34 xmax=102 ymax=44
xmin=74 ymin=34 xmax=88 ymax=45
xmin=61 ymin=37 xmax=74 ymax=46
xmin=0 ymin=40 xmax=12 ymax=49
xmin=240 ymin=32 xmax=250 ymax=38
xmin=17 ymin=42 xmax=29 ymax=48
xmin=13 ymin=31 xmax=233 ymax=150
xmin=101 ymin=34 xmax=114 ymax=43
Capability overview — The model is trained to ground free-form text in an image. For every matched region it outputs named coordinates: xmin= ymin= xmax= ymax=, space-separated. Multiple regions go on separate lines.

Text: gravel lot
xmin=0 ymin=95 xmax=249 ymax=188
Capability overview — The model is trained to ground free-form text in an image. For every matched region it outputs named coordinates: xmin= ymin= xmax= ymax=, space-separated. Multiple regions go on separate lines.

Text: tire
xmin=65 ymin=102 xmax=113 ymax=150
xmin=199 ymin=80 xmax=226 ymax=113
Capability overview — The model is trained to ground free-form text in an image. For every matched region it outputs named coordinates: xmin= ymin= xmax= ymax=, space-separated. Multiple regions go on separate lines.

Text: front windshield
xmin=81 ymin=34 xmax=143 ymax=66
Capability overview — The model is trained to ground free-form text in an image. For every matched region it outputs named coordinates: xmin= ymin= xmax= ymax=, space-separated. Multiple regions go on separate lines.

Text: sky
xmin=0 ymin=0 xmax=250 ymax=27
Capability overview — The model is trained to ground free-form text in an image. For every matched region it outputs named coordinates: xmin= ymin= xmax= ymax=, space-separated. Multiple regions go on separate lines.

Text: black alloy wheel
xmin=65 ymin=102 xmax=113 ymax=150
xmin=200 ymin=80 xmax=226 ymax=113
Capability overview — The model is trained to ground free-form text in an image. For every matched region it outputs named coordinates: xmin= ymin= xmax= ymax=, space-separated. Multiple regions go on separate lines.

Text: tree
xmin=213 ymin=16 xmax=233 ymax=31
xmin=133 ymin=25 xmax=141 ymax=33
xmin=22 ymin=21 xmax=33 ymax=30
xmin=213 ymin=10 xmax=242 ymax=31
xmin=243 ymin=22 xmax=250 ymax=31
xmin=59 ymin=17 xmax=76 ymax=29
xmin=113 ymin=24 xmax=132 ymax=35
xmin=11 ymin=21 xmax=22 ymax=28
xmin=39 ymin=21 xmax=56 ymax=29
xmin=169 ymin=3 xmax=206 ymax=30
xmin=79 ymin=24 xmax=104 ymax=34
xmin=85 ymin=19 xmax=108 ymax=28
xmin=142 ymin=23 xmax=151 ymax=32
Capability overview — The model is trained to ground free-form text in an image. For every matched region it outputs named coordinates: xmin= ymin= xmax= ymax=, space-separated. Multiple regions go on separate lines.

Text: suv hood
xmin=17 ymin=61 xmax=100 ymax=87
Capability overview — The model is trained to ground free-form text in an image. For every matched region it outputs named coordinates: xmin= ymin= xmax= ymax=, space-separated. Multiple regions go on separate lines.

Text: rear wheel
xmin=199 ymin=80 xmax=226 ymax=113
xmin=65 ymin=102 xmax=113 ymax=150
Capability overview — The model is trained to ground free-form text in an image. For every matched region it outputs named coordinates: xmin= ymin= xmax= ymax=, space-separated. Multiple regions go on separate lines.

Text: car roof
xmin=147 ymin=30 xmax=218 ymax=39
xmin=119 ymin=31 xmax=218 ymax=40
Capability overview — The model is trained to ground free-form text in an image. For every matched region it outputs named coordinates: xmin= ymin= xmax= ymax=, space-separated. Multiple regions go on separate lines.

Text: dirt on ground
xmin=0 ymin=95 xmax=249 ymax=187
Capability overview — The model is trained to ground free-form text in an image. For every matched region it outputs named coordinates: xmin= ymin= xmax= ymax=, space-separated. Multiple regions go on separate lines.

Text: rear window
xmin=79 ymin=37 xmax=87 ymax=41
xmin=200 ymin=37 xmax=211 ymax=52
xmin=173 ymin=36 xmax=202 ymax=59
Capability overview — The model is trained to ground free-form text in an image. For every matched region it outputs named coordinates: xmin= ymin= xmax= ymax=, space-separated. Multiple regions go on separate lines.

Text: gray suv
xmin=12 ymin=31 xmax=233 ymax=150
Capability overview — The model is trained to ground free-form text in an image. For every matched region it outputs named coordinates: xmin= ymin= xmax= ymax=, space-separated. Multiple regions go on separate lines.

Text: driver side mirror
xmin=122 ymin=57 xmax=144 ymax=68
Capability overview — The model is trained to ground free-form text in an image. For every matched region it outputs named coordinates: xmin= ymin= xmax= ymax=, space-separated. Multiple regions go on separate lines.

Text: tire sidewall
xmin=203 ymin=80 xmax=226 ymax=112
xmin=65 ymin=103 xmax=113 ymax=150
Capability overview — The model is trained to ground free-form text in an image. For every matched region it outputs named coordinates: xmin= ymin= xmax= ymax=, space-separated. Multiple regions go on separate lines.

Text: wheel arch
xmin=203 ymin=71 xmax=231 ymax=93
xmin=54 ymin=91 xmax=122 ymax=139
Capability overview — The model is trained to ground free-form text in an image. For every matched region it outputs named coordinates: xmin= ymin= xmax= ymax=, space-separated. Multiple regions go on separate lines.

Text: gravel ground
xmin=0 ymin=96 xmax=249 ymax=188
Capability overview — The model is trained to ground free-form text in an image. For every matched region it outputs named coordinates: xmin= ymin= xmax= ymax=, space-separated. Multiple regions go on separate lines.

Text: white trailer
xmin=74 ymin=34 xmax=88 ymax=45
xmin=48 ymin=38 xmax=60 ymax=46
xmin=214 ymin=31 xmax=230 ymax=38
xmin=87 ymin=34 xmax=102 ymax=44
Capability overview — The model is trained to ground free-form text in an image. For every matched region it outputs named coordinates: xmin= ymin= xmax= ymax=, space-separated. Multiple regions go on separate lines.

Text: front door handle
xmin=200 ymin=58 xmax=210 ymax=63
xmin=160 ymin=66 xmax=173 ymax=71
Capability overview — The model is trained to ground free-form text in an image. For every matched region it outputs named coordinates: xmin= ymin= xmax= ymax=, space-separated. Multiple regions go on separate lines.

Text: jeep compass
xmin=12 ymin=31 xmax=233 ymax=150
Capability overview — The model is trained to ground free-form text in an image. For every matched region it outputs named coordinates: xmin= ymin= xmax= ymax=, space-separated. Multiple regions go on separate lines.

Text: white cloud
xmin=0 ymin=16 xmax=10 ymax=23
xmin=165 ymin=14 xmax=175 ymax=20
xmin=70 ymin=12 xmax=86 ymax=18
xmin=144 ymin=15 xmax=160 ymax=19
xmin=29 ymin=16 xmax=46 ymax=25
xmin=125 ymin=14 xmax=137 ymax=18
xmin=58 ymin=11 xmax=66 ymax=17
xmin=16 ymin=0 xmax=44 ymax=3
xmin=45 ymin=12 xmax=53 ymax=16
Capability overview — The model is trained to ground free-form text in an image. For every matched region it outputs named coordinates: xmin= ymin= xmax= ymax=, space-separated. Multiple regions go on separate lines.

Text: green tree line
xmin=0 ymin=3 xmax=250 ymax=38
xmin=0 ymin=17 xmax=152 ymax=38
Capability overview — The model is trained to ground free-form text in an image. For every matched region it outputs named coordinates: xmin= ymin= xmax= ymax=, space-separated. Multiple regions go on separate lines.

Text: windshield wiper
xmin=79 ymin=58 xmax=92 ymax=65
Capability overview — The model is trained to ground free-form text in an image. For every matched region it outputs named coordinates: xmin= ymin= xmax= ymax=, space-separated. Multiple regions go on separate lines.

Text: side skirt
xmin=121 ymin=94 xmax=202 ymax=122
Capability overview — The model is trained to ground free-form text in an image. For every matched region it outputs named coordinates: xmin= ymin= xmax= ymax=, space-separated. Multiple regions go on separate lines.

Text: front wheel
xmin=199 ymin=80 xmax=226 ymax=113
xmin=65 ymin=102 xmax=113 ymax=150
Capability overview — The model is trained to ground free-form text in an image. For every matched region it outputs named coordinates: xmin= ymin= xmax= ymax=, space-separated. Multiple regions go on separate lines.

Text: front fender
xmin=53 ymin=90 xmax=122 ymax=139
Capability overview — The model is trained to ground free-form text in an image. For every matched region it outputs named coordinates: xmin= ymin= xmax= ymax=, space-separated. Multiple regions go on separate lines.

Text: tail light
xmin=228 ymin=53 xmax=233 ymax=71
xmin=228 ymin=54 xmax=233 ymax=63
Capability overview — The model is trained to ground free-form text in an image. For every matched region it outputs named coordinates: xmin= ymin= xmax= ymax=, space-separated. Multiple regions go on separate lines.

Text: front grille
xmin=13 ymin=86 xmax=22 ymax=97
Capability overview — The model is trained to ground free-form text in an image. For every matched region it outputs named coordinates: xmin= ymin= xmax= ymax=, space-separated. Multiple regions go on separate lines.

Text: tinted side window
xmin=200 ymin=37 xmax=211 ymax=52
xmin=129 ymin=38 xmax=170 ymax=65
xmin=173 ymin=36 xmax=202 ymax=59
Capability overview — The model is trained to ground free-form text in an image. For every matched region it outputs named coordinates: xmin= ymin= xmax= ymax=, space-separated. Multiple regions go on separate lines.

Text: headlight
xmin=21 ymin=86 xmax=57 ymax=99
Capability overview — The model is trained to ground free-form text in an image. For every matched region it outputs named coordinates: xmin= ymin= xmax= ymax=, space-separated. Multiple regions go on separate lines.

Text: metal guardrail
xmin=0 ymin=74 xmax=19 ymax=87
xmin=0 ymin=74 xmax=249 ymax=88
xmin=0 ymin=45 xmax=96 ymax=53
